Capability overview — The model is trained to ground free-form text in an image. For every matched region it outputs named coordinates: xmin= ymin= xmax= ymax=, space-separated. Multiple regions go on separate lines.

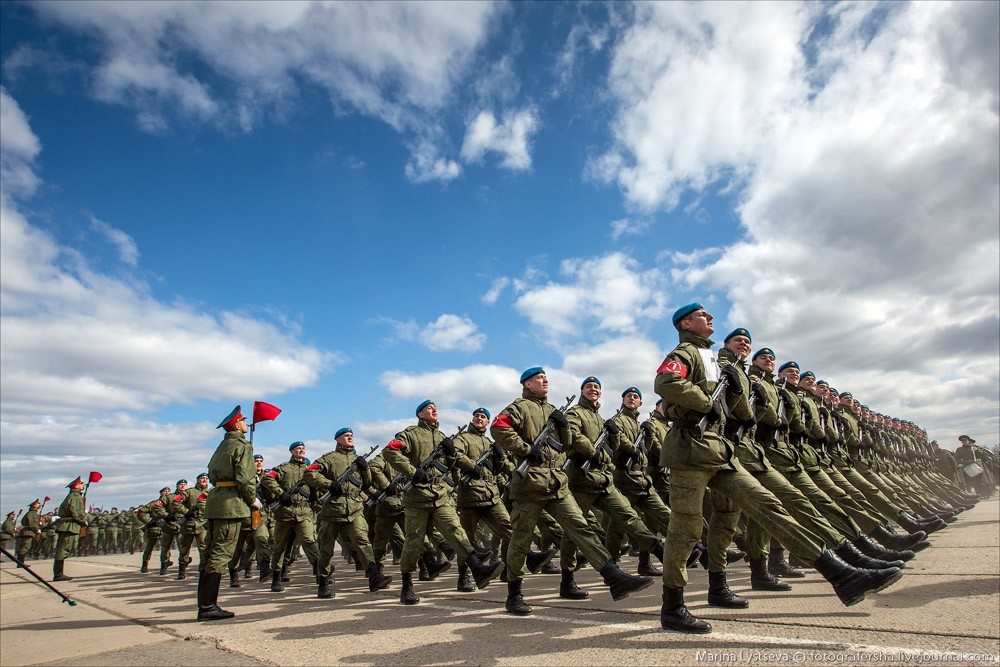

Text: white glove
xmin=251 ymin=498 xmax=262 ymax=510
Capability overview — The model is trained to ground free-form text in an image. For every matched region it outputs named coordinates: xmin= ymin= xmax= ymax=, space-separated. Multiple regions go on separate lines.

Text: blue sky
xmin=1 ymin=1 xmax=997 ymax=512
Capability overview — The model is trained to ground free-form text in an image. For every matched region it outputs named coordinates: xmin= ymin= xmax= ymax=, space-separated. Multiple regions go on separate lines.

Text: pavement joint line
xmin=426 ymin=601 xmax=1000 ymax=661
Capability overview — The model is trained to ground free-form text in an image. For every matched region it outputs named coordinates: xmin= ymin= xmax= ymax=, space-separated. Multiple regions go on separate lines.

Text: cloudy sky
xmin=1 ymin=1 xmax=997 ymax=512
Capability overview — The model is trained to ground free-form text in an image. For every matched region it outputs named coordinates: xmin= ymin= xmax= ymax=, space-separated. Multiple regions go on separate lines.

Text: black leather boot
xmin=270 ymin=570 xmax=284 ymax=592
xmin=400 ymin=572 xmax=419 ymax=605
xmin=525 ymin=549 xmax=556 ymax=574
xmin=727 ymin=548 xmax=747 ymax=563
xmin=159 ymin=560 xmax=172 ymax=576
xmin=421 ymin=549 xmax=451 ymax=580
xmin=317 ymin=575 xmax=334 ymax=599
xmin=638 ymin=551 xmax=662 ymax=576
xmin=707 ymin=571 xmax=749 ymax=608
xmin=599 ymin=562 xmax=654 ymax=601
xmin=228 ymin=566 xmax=241 ymax=588
xmin=853 ymin=536 xmax=914 ymax=563
xmin=279 ymin=565 xmax=290 ymax=582
xmin=661 ymin=586 xmax=712 ymax=633
xmin=367 ymin=562 xmax=392 ymax=592
xmin=749 ymin=556 xmax=792 ymax=591
xmin=899 ymin=511 xmax=945 ymax=535
xmin=456 ymin=564 xmax=475 ymax=592
xmin=870 ymin=525 xmax=928 ymax=551
xmin=53 ymin=559 xmax=73 ymax=582
xmin=572 ymin=551 xmax=588 ymax=572
xmin=768 ymin=548 xmax=806 ymax=578
xmin=835 ymin=542 xmax=904 ymax=570
xmin=505 ymin=578 xmax=532 ymax=615
xmin=140 ymin=559 xmax=149 ymax=573
xmin=176 ymin=561 xmax=188 ymax=580
xmin=467 ymin=552 xmax=504 ymax=589
xmin=813 ymin=549 xmax=902 ymax=607
xmin=559 ymin=569 xmax=589 ymax=599
xmin=196 ymin=572 xmax=235 ymax=621
xmin=257 ymin=559 xmax=272 ymax=583
xmin=686 ymin=541 xmax=705 ymax=568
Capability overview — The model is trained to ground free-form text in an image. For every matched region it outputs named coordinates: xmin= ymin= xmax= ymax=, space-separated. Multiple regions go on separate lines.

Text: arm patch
xmin=386 ymin=439 xmax=403 ymax=451
xmin=306 ymin=463 xmax=321 ymax=471
xmin=657 ymin=358 xmax=688 ymax=379
xmin=491 ymin=414 xmax=513 ymax=429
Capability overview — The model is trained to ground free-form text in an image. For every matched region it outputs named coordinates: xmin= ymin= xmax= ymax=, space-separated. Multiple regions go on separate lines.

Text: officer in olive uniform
xmin=385 ymin=400 xmax=504 ymax=605
xmin=261 ymin=441 xmax=321 ymax=592
xmin=491 ymin=369 xmax=654 ymax=616
xmin=196 ymin=405 xmax=260 ymax=621
xmin=156 ymin=480 xmax=187 ymax=575
xmin=53 ymin=477 xmax=87 ymax=581
xmin=138 ymin=487 xmax=170 ymax=572
xmin=175 ymin=474 xmax=210 ymax=579
xmin=654 ymin=303 xmax=903 ymax=634
xmin=15 ymin=500 xmax=41 ymax=566
xmin=304 ymin=428 xmax=392 ymax=598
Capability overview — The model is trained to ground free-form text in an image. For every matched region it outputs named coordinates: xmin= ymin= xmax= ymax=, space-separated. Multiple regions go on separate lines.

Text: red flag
xmin=88 ymin=471 xmax=103 ymax=483
xmin=252 ymin=401 xmax=282 ymax=424
xmin=43 ymin=496 xmax=51 ymax=503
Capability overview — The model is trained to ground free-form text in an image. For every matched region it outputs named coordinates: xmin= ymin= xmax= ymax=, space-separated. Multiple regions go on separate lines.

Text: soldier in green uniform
xmin=560 ymin=377 xmax=665 ymax=599
xmin=654 ymin=303 xmax=903 ymax=634
xmin=451 ymin=408 xmax=554 ymax=592
xmin=196 ymin=405 xmax=260 ymax=621
xmin=491 ymin=369 xmax=654 ymax=616
xmin=15 ymin=500 xmax=41 ymax=566
xmin=53 ymin=477 xmax=86 ymax=581
xmin=154 ymin=480 xmax=187 ymax=575
xmin=40 ymin=512 xmax=57 ymax=559
xmin=261 ymin=441 xmax=320 ymax=592
xmin=385 ymin=400 xmax=504 ymax=605
xmin=304 ymin=428 xmax=392 ymax=598
xmin=103 ymin=509 xmax=120 ymax=554
xmin=368 ymin=450 xmax=406 ymax=574
xmin=175 ymin=474 xmax=209 ymax=580
xmin=606 ymin=387 xmax=674 ymax=577
xmin=1 ymin=511 xmax=16 ymax=550
xmin=137 ymin=487 xmax=170 ymax=572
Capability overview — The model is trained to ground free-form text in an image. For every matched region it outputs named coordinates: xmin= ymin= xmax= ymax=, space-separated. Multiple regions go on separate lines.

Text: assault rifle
xmin=515 ymin=395 xmax=576 ymax=479
xmin=460 ymin=442 xmax=504 ymax=485
xmin=365 ymin=472 xmax=405 ymax=509
xmin=624 ymin=411 xmax=655 ymax=470
xmin=267 ymin=480 xmax=312 ymax=512
xmin=735 ymin=374 xmax=761 ymax=441
xmin=176 ymin=493 xmax=208 ymax=525
xmin=773 ymin=378 xmax=789 ymax=445
xmin=399 ymin=426 xmax=467 ymax=494
xmin=319 ymin=445 xmax=380 ymax=504
xmin=580 ymin=407 xmax=624 ymax=474
xmin=696 ymin=357 xmax=743 ymax=438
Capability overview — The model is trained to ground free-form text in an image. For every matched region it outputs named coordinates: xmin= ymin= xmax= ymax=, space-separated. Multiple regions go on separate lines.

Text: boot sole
xmin=661 ymin=620 xmax=712 ymax=634
xmin=865 ymin=569 xmax=904 ymax=596
xmin=611 ymin=577 xmax=654 ymax=601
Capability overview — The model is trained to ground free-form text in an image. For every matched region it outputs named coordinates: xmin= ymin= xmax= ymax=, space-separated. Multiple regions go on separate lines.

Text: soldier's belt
xmin=214 ymin=481 xmax=237 ymax=487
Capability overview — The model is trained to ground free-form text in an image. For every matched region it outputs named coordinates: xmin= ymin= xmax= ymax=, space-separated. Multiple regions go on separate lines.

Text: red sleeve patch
xmin=136 ymin=509 xmax=143 ymax=515
xmin=387 ymin=439 xmax=403 ymax=451
xmin=657 ymin=359 xmax=688 ymax=379
xmin=154 ymin=500 xmax=163 ymax=506
xmin=197 ymin=494 xmax=207 ymax=501
xmin=265 ymin=470 xmax=279 ymax=478
xmin=306 ymin=463 xmax=320 ymax=471
xmin=174 ymin=494 xmax=185 ymax=502
xmin=491 ymin=414 xmax=513 ymax=429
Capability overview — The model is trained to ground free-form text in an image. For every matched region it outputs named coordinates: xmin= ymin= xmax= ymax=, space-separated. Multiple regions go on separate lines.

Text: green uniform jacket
xmin=384 ymin=420 xmax=454 ymax=510
xmin=612 ymin=407 xmax=654 ymax=496
xmin=56 ymin=489 xmax=86 ymax=534
xmin=20 ymin=509 xmax=40 ymax=537
xmin=935 ymin=449 xmax=958 ymax=477
xmin=646 ymin=411 xmax=671 ymax=494
xmin=453 ymin=424 xmax=508 ymax=508
xmin=719 ymin=349 xmax=771 ymax=473
xmin=205 ymin=430 xmax=256 ymax=520
xmin=796 ymin=388 xmax=825 ymax=472
xmin=369 ymin=453 xmax=403 ymax=513
xmin=1 ymin=517 xmax=15 ymax=540
xmin=262 ymin=457 xmax=316 ymax=521
xmin=491 ymin=389 xmax=572 ymax=502
xmin=654 ymin=331 xmax=735 ymax=471
xmin=748 ymin=367 xmax=801 ymax=473
xmin=954 ymin=444 xmax=978 ymax=466
xmin=305 ymin=445 xmax=373 ymax=520
xmin=565 ymin=397 xmax=615 ymax=492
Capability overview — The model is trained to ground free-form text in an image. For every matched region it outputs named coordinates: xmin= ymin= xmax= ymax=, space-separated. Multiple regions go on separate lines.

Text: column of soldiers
xmin=7 ymin=330 xmax=995 ymax=630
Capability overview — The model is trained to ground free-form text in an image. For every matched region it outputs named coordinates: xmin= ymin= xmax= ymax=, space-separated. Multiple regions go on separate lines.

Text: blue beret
xmin=724 ymin=328 xmax=751 ymax=343
xmin=752 ymin=348 xmax=775 ymax=361
xmin=839 ymin=391 xmax=852 ymax=399
xmin=176 ymin=479 xmax=187 ymax=486
xmin=520 ymin=367 xmax=544 ymax=383
xmin=473 ymin=407 xmax=490 ymax=419
xmin=253 ymin=454 xmax=264 ymax=461
xmin=817 ymin=379 xmax=829 ymax=386
xmin=778 ymin=361 xmax=799 ymax=373
xmin=217 ymin=404 xmax=243 ymax=429
xmin=581 ymin=376 xmax=601 ymax=389
xmin=196 ymin=472 xmax=208 ymax=479
xmin=159 ymin=486 xmax=170 ymax=494
xmin=621 ymin=386 xmax=642 ymax=399
xmin=656 ymin=399 xmax=662 ymax=406
xmin=800 ymin=371 xmax=815 ymax=380
xmin=415 ymin=399 xmax=434 ymax=416
xmin=671 ymin=302 xmax=704 ymax=326
xmin=334 ymin=428 xmax=353 ymax=439
xmin=289 ymin=440 xmax=305 ymax=451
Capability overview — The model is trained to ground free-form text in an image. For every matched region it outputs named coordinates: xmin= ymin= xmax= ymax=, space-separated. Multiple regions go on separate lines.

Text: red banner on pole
xmin=252 ymin=401 xmax=282 ymax=424
xmin=88 ymin=471 xmax=103 ymax=483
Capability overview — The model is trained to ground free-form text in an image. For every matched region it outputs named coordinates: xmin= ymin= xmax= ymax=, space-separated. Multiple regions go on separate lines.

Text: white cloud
xmin=419 ymin=314 xmax=486 ymax=352
xmin=596 ymin=1 xmax=999 ymax=444
xmin=481 ymin=277 xmax=509 ymax=305
xmin=27 ymin=1 xmax=500 ymax=171
xmin=513 ymin=252 xmax=669 ymax=341
xmin=460 ymin=108 xmax=539 ymax=170
xmin=404 ymin=140 xmax=462 ymax=183
xmin=89 ymin=216 xmax=139 ymax=267
xmin=609 ymin=216 xmax=654 ymax=240
xmin=0 ymin=88 xmax=41 ymax=199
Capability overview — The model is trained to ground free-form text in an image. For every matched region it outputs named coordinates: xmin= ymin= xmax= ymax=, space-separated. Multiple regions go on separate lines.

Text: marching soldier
xmin=385 ymin=400 xmax=503 ymax=605
xmin=196 ymin=405 xmax=260 ymax=621
xmin=138 ymin=487 xmax=170 ymax=573
xmin=261 ymin=441 xmax=320 ymax=592
xmin=15 ymin=500 xmax=41 ymax=566
xmin=175 ymin=474 xmax=210 ymax=580
xmin=1 ymin=511 xmax=16 ymax=550
xmin=53 ymin=477 xmax=87 ymax=581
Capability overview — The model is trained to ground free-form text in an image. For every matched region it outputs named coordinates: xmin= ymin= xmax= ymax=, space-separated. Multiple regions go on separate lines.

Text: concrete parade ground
xmin=1 ymin=497 xmax=998 ymax=667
